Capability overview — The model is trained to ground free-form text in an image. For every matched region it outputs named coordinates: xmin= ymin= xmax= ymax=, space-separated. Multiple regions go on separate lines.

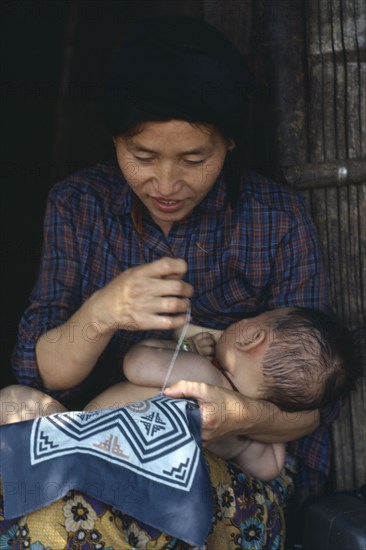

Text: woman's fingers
xmin=92 ymin=257 xmax=193 ymax=331
xmin=164 ymin=380 xmax=249 ymax=444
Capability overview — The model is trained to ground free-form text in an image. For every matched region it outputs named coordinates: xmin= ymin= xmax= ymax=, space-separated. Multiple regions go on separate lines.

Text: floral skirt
xmin=0 ymin=451 xmax=293 ymax=550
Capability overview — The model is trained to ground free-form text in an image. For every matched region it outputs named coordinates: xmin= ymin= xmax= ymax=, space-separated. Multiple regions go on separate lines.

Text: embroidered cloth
xmin=0 ymin=396 xmax=212 ymax=546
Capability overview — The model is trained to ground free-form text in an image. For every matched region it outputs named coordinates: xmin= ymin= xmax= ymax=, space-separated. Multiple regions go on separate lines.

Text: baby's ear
xmin=234 ymin=329 xmax=266 ymax=351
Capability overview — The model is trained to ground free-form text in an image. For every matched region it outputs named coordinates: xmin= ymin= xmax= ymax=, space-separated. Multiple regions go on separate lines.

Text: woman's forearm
xmin=36 ymin=258 xmax=193 ymax=391
xmin=241 ymin=399 xmax=320 ymax=443
xmin=36 ymin=292 xmax=114 ymax=390
xmin=164 ymin=381 xmax=320 ymax=445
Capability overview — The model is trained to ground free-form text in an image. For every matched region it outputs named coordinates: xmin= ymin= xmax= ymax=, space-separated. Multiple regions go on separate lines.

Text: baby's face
xmin=215 ymin=317 xmax=268 ymax=399
xmin=215 ymin=309 xmax=294 ymax=398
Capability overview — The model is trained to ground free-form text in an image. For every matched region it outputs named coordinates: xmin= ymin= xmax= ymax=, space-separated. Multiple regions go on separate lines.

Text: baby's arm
xmin=174 ymin=323 xmax=224 ymax=345
xmin=123 ymin=339 xmax=228 ymax=389
xmin=174 ymin=323 xmax=224 ymax=359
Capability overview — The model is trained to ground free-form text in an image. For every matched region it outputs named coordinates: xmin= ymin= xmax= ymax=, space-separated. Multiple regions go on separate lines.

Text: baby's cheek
xmin=215 ymin=338 xmax=235 ymax=369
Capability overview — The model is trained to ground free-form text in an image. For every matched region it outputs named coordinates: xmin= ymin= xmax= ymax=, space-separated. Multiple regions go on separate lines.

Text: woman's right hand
xmin=90 ymin=257 xmax=193 ymax=334
xmin=37 ymin=257 xmax=192 ymax=391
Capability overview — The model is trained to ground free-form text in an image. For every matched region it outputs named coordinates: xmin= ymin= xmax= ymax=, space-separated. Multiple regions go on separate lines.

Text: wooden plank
xmin=359 ymin=184 xmax=366 ymax=312
xmin=331 ymin=0 xmax=347 ymax=159
xmin=203 ymin=0 xmax=252 ymax=55
xmin=320 ymin=0 xmax=337 ymax=161
xmin=328 ymin=185 xmax=354 ymax=489
xmin=332 ymin=399 xmax=356 ymax=489
xmin=308 ymin=188 xmax=334 ymax=305
xmin=355 ymin=0 xmax=366 ymax=158
xmin=341 ymin=0 xmax=362 ymax=159
xmin=330 ymin=179 xmax=366 ymax=491
xmin=348 ymin=182 xmax=366 ymax=488
xmin=348 ymin=185 xmax=363 ymax=321
xmin=349 ymin=378 xmax=366 ymax=487
xmin=306 ymin=1 xmax=325 ymax=162
xmin=360 ymin=59 xmax=366 ymax=158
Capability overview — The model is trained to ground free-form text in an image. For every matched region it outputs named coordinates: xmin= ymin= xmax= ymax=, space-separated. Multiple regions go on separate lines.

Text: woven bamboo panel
xmin=305 ymin=0 xmax=366 ymax=491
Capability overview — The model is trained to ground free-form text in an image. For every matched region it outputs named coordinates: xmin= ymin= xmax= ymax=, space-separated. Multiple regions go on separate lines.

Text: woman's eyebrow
xmin=130 ymin=143 xmax=210 ymax=155
xmin=130 ymin=144 xmax=156 ymax=153
xmin=180 ymin=147 xmax=209 ymax=155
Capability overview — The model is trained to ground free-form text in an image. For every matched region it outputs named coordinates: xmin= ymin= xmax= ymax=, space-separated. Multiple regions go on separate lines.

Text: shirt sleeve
xmin=12 ymin=185 xmax=83 ymax=391
xmin=266 ymin=204 xmax=329 ymax=310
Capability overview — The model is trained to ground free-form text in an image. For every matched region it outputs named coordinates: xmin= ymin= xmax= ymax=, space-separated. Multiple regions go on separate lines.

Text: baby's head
xmin=216 ymin=307 xmax=362 ymax=412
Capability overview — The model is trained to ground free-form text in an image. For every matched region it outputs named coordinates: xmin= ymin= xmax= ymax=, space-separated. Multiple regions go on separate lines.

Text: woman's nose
xmin=153 ymin=163 xmax=181 ymax=196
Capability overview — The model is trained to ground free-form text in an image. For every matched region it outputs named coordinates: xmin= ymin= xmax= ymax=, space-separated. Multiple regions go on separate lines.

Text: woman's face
xmin=114 ymin=120 xmax=233 ymax=237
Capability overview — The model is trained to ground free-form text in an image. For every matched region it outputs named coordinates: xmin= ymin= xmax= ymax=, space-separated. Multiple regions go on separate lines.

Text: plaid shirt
xmin=12 ymin=159 xmax=336 ymax=491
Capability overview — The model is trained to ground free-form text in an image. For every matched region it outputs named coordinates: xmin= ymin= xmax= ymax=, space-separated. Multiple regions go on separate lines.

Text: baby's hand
xmin=190 ymin=332 xmax=216 ymax=359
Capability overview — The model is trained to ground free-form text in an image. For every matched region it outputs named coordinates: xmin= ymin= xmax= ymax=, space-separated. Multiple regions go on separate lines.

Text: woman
xmin=1 ymin=16 xmax=335 ymax=548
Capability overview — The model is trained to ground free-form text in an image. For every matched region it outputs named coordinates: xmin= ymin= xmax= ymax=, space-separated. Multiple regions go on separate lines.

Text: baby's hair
xmin=261 ymin=307 xmax=363 ymax=412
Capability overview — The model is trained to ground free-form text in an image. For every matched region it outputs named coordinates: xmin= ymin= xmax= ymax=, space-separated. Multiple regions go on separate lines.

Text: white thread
xmin=160 ymin=302 xmax=191 ymax=394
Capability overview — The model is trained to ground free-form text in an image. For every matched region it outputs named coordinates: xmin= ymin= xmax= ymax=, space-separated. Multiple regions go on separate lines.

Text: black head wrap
xmin=101 ymin=16 xmax=257 ymax=202
xmin=102 ymin=15 xmax=255 ymax=139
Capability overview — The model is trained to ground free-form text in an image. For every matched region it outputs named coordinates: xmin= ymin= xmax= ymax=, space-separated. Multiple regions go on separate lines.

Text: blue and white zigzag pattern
xmin=30 ymin=396 xmax=200 ymax=491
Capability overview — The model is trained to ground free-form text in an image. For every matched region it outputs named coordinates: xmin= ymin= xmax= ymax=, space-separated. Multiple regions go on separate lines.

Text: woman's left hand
xmin=164 ymin=380 xmax=256 ymax=445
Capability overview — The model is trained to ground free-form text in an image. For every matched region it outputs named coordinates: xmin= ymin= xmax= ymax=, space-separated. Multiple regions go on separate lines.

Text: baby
xmin=122 ymin=307 xmax=359 ymax=480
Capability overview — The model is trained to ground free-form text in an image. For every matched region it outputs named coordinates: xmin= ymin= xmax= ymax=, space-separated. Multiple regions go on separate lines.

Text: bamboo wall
xmin=254 ymin=0 xmax=366 ymax=491
xmin=303 ymin=0 xmax=366 ymax=492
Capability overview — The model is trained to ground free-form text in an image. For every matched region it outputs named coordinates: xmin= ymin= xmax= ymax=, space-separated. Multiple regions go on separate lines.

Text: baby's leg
xmin=208 ymin=436 xmax=251 ymax=462
xmin=83 ymin=381 xmax=158 ymax=411
xmin=231 ymin=440 xmax=286 ymax=481
xmin=208 ymin=437 xmax=285 ymax=481
xmin=0 ymin=384 xmax=67 ymax=424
